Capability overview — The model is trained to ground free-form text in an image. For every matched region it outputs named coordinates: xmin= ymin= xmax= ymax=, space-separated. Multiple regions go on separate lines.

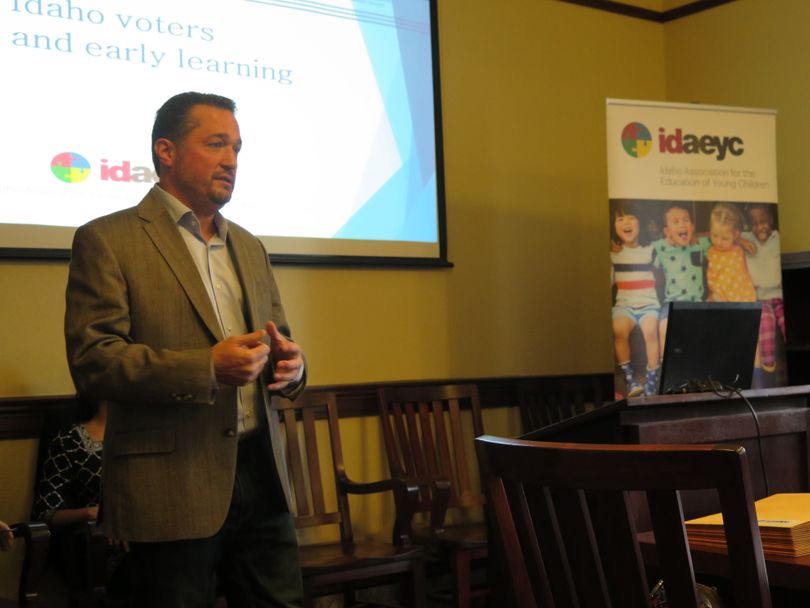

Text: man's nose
xmin=222 ymin=149 xmax=238 ymax=167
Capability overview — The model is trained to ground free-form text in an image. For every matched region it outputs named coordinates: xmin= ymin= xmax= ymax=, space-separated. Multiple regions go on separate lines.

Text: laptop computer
xmin=659 ymin=301 xmax=762 ymax=394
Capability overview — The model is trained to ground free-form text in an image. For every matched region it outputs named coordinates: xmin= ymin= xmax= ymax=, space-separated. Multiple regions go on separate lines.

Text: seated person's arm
xmin=0 ymin=520 xmax=12 ymax=551
xmin=48 ymin=505 xmax=98 ymax=528
xmin=32 ymin=430 xmax=99 ymax=528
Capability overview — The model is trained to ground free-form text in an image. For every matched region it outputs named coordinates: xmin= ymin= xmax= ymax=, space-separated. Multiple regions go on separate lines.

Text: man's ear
xmin=154 ymin=138 xmax=175 ymax=171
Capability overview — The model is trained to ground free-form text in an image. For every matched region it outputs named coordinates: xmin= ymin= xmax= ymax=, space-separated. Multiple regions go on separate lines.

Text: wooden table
xmin=638 ymin=530 xmax=810 ymax=595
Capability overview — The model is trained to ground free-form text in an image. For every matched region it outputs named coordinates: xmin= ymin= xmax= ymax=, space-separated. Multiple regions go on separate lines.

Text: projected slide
xmin=0 ymin=0 xmax=443 ymax=261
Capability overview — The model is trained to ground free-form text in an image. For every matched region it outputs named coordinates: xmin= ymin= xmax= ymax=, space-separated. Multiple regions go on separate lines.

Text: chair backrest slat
xmin=591 ymin=490 xmax=650 ymax=607
xmin=526 ymin=486 xmax=578 ymax=608
xmin=282 ymin=407 xmax=311 ymax=517
xmin=552 ymin=489 xmax=612 ymax=608
xmin=302 ymin=407 xmax=326 ymax=516
xmin=397 ymin=402 xmax=419 ymax=476
xmin=416 ymin=401 xmax=439 ymax=478
xmin=405 ymin=402 xmax=428 ymax=477
xmin=431 ymin=398 xmax=458 ymax=503
xmin=447 ymin=397 xmax=473 ymax=499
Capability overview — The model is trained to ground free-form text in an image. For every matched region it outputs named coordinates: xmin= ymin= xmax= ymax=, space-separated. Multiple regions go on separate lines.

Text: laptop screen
xmin=659 ymin=301 xmax=762 ymax=394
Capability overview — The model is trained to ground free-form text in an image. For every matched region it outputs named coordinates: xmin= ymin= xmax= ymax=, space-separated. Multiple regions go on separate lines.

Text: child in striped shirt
xmin=611 ymin=201 xmax=661 ymax=397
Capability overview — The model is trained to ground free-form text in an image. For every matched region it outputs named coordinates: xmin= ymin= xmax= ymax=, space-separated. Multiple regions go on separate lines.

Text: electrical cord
xmin=664 ymin=376 xmax=770 ymax=497
xmin=717 ymin=384 xmax=770 ymax=498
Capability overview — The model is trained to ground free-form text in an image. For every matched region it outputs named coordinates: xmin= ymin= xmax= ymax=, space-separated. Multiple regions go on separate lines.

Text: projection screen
xmin=0 ymin=0 xmax=448 ymax=266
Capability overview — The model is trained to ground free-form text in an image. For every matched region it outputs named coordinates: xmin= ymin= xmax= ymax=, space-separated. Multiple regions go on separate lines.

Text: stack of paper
xmin=685 ymin=493 xmax=810 ymax=558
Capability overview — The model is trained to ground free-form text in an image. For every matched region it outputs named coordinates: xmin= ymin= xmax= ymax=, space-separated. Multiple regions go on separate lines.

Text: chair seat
xmin=300 ymin=541 xmax=424 ymax=575
xmin=414 ymin=522 xmax=488 ymax=551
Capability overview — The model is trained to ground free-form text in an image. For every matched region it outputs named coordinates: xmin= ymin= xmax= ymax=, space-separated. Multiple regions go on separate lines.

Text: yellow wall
xmin=0 ymin=440 xmax=38 ymax=599
xmin=663 ymin=0 xmax=810 ymax=253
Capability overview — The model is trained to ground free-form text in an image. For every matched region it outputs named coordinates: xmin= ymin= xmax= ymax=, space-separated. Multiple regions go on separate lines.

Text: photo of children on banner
xmin=610 ymin=200 xmax=660 ymax=397
xmin=609 ymin=199 xmax=786 ymax=397
xmin=744 ymin=204 xmax=786 ymax=379
xmin=706 ymin=203 xmax=757 ymax=303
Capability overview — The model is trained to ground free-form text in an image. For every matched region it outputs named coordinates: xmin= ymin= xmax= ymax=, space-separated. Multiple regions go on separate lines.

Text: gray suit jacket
xmin=65 ymin=187 xmax=302 ymax=542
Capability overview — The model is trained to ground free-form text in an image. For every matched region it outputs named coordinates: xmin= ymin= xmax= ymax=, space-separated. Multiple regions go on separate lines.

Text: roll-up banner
xmin=606 ymin=99 xmax=783 ymax=398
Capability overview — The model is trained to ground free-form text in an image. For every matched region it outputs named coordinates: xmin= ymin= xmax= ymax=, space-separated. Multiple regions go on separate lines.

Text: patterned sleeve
xmin=32 ymin=431 xmax=71 ymax=522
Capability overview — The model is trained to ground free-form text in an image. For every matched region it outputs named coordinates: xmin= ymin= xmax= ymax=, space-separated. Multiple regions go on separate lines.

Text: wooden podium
xmin=521 ymin=385 xmax=810 ymax=524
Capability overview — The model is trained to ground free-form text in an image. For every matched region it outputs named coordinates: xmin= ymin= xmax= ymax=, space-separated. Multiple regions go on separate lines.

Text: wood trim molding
xmin=0 ymin=373 xmax=614 ymax=440
xmin=782 ymin=251 xmax=810 ymax=271
xmin=558 ymin=0 xmax=737 ymax=23
xmin=0 ymin=395 xmax=78 ymax=440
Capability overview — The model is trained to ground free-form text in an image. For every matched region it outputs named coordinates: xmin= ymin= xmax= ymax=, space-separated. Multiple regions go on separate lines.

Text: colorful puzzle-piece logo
xmin=51 ymin=152 xmax=91 ymax=183
xmin=621 ymin=122 xmax=653 ymax=158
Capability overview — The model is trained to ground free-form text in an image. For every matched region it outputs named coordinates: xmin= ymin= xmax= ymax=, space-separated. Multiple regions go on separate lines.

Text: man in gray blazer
xmin=65 ymin=92 xmax=305 ymax=607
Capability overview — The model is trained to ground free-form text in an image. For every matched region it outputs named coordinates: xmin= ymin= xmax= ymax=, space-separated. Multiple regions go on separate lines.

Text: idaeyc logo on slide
xmin=51 ymin=152 xmax=91 ymax=183
xmin=50 ymin=152 xmax=158 ymax=184
xmin=621 ymin=122 xmax=745 ymax=161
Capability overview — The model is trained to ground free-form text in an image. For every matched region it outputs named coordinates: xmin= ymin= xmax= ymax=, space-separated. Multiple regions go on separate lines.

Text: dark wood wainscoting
xmin=0 ymin=373 xmax=614 ymax=441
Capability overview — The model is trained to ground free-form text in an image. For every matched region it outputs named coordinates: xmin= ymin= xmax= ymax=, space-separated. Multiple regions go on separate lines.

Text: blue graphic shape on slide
xmin=335 ymin=1 xmax=437 ymax=243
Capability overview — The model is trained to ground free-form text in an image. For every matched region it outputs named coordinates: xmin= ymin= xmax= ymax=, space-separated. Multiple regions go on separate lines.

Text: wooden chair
xmin=517 ymin=375 xmax=611 ymax=433
xmin=271 ymin=392 xmax=426 ymax=607
xmin=16 ymin=519 xmax=126 ymax=608
xmin=475 ymin=435 xmax=771 ymax=608
xmin=377 ymin=384 xmax=488 ymax=608
xmin=57 ymin=521 xmax=117 ymax=608
xmin=0 ymin=522 xmax=50 ymax=607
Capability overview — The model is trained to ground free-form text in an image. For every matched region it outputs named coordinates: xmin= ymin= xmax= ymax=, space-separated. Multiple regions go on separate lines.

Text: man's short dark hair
xmin=151 ymin=92 xmax=236 ymax=175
